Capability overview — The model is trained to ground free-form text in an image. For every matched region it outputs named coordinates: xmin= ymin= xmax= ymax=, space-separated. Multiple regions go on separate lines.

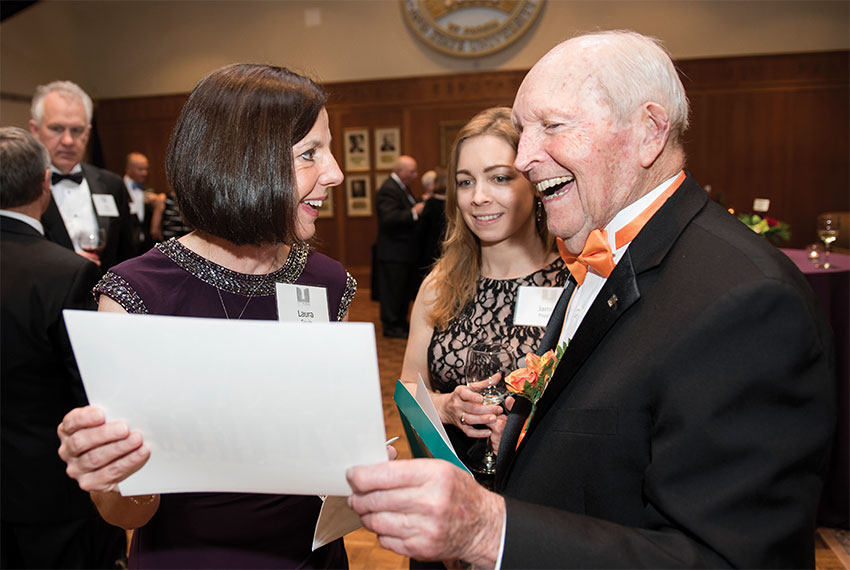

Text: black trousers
xmin=376 ymin=259 xmax=418 ymax=330
xmin=1 ymin=516 xmax=127 ymax=569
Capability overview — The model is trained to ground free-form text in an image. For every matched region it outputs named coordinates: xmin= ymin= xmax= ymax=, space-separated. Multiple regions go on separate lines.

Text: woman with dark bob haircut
xmin=57 ymin=64 xmax=354 ymax=569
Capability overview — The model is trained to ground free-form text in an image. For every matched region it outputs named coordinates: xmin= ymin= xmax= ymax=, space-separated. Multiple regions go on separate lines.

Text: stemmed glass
xmin=464 ymin=342 xmax=514 ymax=478
xmin=816 ymin=214 xmax=840 ymax=269
xmin=76 ymin=228 xmax=107 ymax=255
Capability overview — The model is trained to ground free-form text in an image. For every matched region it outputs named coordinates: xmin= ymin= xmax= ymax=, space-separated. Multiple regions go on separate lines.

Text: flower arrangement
xmin=505 ymin=342 xmax=566 ymax=410
xmin=737 ymin=213 xmax=791 ymax=245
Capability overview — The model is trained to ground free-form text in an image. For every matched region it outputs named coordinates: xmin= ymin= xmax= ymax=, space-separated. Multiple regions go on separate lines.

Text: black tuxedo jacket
xmin=41 ymin=163 xmax=136 ymax=271
xmin=497 ymin=174 xmax=834 ymax=568
xmin=376 ymin=176 xmax=420 ymax=263
xmin=0 ymin=216 xmax=102 ymax=523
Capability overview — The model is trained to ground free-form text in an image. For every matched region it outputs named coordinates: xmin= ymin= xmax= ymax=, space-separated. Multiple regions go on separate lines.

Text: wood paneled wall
xmin=95 ymin=51 xmax=849 ymax=284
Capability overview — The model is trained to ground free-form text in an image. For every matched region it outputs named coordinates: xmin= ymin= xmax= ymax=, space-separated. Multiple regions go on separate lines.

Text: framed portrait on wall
xmin=318 ymin=186 xmax=335 ymax=218
xmin=346 ymin=175 xmax=372 ymax=217
xmin=374 ymin=127 xmax=400 ymax=169
xmin=343 ymin=127 xmax=370 ymax=172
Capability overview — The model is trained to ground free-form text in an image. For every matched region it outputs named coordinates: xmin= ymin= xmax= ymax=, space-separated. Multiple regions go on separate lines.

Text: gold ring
xmin=461 ymin=413 xmax=465 ymax=425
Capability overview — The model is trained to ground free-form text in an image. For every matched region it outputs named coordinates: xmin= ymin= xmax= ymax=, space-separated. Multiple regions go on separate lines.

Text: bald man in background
xmin=124 ymin=151 xmax=157 ymax=254
xmin=375 ymin=155 xmax=424 ymax=338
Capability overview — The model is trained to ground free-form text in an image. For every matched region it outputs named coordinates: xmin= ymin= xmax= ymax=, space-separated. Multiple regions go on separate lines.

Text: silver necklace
xmin=205 ymin=244 xmax=277 ymax=320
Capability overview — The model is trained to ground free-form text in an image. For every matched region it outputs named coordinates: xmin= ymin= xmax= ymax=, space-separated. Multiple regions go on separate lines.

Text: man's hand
xmin=76 ymin=250 xmax=101 ymax=266
xmin=347 ymin=458 xmax=504 ymax=568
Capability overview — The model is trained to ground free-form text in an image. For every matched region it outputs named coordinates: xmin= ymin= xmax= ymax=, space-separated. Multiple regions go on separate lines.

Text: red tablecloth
xmin=781 ymin=249 xmax=848 ymax=528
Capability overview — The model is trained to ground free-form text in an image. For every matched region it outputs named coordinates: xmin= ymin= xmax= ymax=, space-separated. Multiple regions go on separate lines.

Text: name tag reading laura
xmin=276 ymin=283 xmax=330 ymax=323
xmin=514 ymin=286 xmax=562 ymax=327
xmin=92 ymin=194 xmax=120 ymax=217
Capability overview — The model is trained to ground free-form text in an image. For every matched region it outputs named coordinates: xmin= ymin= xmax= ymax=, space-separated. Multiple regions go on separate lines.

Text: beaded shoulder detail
xmin=155 ymin=238 xmax=309 ymax=296
xmin=93 ymin=273 xmax=149 ymax=314
xmin=338 ymin=273 xmax=357 ymax=320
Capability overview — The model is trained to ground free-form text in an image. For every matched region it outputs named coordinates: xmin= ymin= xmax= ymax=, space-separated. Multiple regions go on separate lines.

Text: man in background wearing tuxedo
xmin=375 ymin=154 xmax=424 ymax=338
xmin=347 ymin=31 xmax=834 ymax=568
xmin=0 ymin=127 xmax=127 ymax=568
xmin=123 ymin=151 xmax=156 ymax=255
xmin=29 ymin=80 xmax=135 ymax=270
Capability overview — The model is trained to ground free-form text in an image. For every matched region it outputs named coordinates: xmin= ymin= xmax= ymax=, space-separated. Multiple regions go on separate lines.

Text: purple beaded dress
xmin=94 ymin=238 xmax=356 ymax=569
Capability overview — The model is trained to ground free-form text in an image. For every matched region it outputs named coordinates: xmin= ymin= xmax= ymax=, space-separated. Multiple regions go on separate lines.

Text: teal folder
xmin=393 ymin=380 xmax=472 ymax=475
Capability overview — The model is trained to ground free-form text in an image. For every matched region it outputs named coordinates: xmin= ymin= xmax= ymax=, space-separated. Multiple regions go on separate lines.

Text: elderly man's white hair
xmin=31 ymin=80 xmax=94 ymax=127
xmin=421 ymin=170 xmax=437 ymax=189
xmin=561 ymin=30 xmax=690 ymax=144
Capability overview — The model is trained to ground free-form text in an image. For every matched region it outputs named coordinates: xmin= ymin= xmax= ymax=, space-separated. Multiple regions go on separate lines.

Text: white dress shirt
xmin=124 ymin=175 xmax=146 ymax=222
xmin=50 ymin=165 xmax=99 ymax=252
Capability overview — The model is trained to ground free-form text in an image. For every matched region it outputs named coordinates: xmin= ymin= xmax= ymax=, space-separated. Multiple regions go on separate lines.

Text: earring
xmin=536 ymin=198 xmax=543 ymax=222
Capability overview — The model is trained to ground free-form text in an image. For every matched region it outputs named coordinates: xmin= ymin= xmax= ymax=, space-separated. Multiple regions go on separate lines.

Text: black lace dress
xmin=427 ymin=258 xmax=567 ymax=467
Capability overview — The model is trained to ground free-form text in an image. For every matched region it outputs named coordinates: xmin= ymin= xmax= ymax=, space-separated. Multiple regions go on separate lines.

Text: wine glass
xmin=76 ymin=228 xmax=106 ymax=255
xmin=816 ymin=214 xmax=840 ymax=269
xmin=464 ymin=342 xmax=514 ymax=478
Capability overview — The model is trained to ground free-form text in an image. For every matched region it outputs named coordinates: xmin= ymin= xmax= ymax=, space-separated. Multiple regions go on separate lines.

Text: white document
xmin=276 ymin=283 xmax=330 ymax=323
xmin=414 ymin=374 xmax=455 ymax=451
xmin=91 ymin=194 xmax=119 ymax=217
xmin=63 ymin=310 xmax=387 ymax=497
xmin=513 ymin=286 xmax=561 ymax=327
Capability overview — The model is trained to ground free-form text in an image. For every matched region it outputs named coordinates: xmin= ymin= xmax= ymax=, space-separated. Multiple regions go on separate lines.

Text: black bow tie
xmin=52 ymin=172 xmax=84 ymax=185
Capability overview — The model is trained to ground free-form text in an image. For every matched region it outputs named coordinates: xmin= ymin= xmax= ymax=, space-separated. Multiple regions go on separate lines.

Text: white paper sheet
xmin=63 ymin=310 xmax=387 ymax=497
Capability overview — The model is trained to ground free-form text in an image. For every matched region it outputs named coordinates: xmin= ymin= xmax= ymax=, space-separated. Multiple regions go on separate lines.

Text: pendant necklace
xmin=206 ymin=243 xmax=278 ymax=320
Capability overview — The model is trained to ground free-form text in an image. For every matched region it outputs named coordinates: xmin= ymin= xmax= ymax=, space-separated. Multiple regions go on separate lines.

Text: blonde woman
xmin=401 ymin=107 xmax=566 ymax=469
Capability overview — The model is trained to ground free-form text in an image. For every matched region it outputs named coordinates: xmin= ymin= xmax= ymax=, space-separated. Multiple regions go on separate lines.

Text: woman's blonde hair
xmin=428 ymin=106 xmax=551 ymax=329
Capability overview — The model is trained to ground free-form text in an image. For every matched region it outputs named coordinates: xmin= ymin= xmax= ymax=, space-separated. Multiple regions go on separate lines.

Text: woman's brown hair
xmin=167 ymin=64 xmax=326 ymax=246
xmin=428 ymin=106 xmax=551 ymax=329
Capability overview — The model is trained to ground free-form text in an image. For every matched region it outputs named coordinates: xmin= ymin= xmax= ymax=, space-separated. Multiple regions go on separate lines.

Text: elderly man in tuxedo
xmin=29 ymin=80 xmax=135 ymax=270
xmin=347 ymin=31 xmax=834 ymax=568
xmin=375 ymin=154 xmax=424 ymax=338
xmin=0 ymin=127 xmax=127 ymax=568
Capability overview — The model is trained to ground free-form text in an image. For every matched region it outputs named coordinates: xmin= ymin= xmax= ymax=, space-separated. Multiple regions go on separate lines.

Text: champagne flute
xmin=817 ymin=214 xmax=840 ymax=269
xmin=464 ymin=342 xmax=514 ymax=478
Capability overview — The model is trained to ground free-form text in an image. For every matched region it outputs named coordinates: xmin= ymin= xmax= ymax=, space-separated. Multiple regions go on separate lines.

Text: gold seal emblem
xmin=402 ymin=0 xmax=544 ymax=58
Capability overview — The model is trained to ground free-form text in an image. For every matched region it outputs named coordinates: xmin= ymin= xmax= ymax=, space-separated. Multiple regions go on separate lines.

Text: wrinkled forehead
xmin=512 ymin=48 xmax=594 ymax=126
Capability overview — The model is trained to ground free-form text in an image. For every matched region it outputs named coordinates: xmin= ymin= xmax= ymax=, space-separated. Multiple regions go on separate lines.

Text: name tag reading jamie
xmin=92 ymin=194 xmax=119 ymax=217
xmin=514 ymin=286 xmax=561 ymax=327
xmin=276 ymin=283 xmax=330 ymax=323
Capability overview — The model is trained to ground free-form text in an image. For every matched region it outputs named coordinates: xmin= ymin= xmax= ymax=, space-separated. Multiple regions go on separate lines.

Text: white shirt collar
xmin=0 ymin=209 xmax=45 ymax=235
xmin=390 ymin=172 xmax=406 ymax=190
xmin=603 ymin=171 xmax=681 ymax=255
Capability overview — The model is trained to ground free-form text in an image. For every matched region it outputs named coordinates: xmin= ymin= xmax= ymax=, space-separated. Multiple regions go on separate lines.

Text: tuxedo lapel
xmin=524 ymin=253 xmax=640 ymax=435
xmin=41 ymin=196 xmax=74 ymax=249
xmin=535 ymin=279 xmax=576 ymax=355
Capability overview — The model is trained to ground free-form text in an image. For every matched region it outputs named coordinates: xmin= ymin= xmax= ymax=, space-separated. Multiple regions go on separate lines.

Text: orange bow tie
xmin=557 ymin=229 xmax=615 ymax=285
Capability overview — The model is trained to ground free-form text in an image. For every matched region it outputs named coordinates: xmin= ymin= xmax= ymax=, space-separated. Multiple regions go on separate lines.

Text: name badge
xmin=92 ymin=194 xmax=119 ymax=217
xmin=514 ymin=286 xmax=561 ymax=327
xmin=276 ymin=283 xmax=330 ymax=323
